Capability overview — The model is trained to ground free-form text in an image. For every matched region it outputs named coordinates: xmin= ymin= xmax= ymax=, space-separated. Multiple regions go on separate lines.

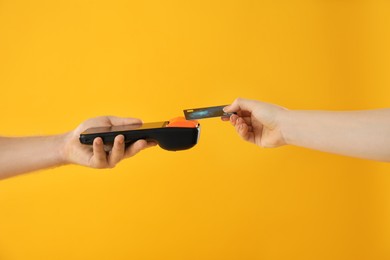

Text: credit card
xmin=183 ymin=105 xmax=235 ymax=120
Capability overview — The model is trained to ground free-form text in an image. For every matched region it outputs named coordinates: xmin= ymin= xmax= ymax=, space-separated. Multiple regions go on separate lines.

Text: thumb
xmin=107 ymin=116 xmax=142 ymax=126
xmin=223 ymin=98 xmax=258 ymax=113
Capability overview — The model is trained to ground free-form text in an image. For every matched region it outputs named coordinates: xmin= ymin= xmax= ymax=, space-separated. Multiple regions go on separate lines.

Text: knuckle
xmin=115 ymin=145 xmax=124 ymax=152
xmin=94 ymin=160 xmax=107 ymax=169
xmin=260 ymin=139 xmax=275 ymax=148
xmin=236 ymin=97 xmax=243 ymax=103
xmin=94 ymin=164 xmax=106 ymax=169
xmin=108 ymin=164 xmax=116 ymax=169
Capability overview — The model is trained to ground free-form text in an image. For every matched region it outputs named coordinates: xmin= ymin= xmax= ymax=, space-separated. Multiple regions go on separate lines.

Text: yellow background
xmin=0 ymin=0 xmax=389 ymax=259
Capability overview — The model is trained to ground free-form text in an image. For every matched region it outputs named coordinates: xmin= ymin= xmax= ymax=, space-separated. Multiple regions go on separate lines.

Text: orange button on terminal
xmin=166 ymin=117 xmax=198 ymax=128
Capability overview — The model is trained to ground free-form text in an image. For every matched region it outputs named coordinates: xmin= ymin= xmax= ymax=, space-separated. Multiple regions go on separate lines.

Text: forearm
xmin=280 ymin=109 xmax=390 ymax=162
xmin=0 ymin=134 xmax=68 ymax=179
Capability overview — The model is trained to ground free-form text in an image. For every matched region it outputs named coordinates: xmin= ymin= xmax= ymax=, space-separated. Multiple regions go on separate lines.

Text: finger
xmin=240 ymin=116 xmax=253 ymax=125
xmin=230 ymin=114 xmax=240 ymax=125
xmin=235 ymin=120 xmax=254 ymax=143
xmin=124 ymin=139 xmax=149 ymax=158
xmin=145 ymin=140 xmax=158 ymax=148
xmin=107 ymin=116 xmax=142 ymax=126
xmin=247 ymin=126 xmax=254 ymax=132
xmin=231 ymin=114 xmax=252 ymax=126
xmin=237 ymin=110 xmax=252 ymax=117
xmin=108 ymin=135 xmax=125 ymax=167
xmin=223 ymin=97 xmax=259 ymax=113
xmin=221 ymin=116 xmax=230 ymax=121
xmin=91 ymin=137 xmax=108 ymax=168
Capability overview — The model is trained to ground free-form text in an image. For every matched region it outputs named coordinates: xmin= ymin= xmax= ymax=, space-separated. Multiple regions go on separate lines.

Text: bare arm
xmin=224 ymin=98 xmax=390 ymax=162
xmin=281 ymin=109 xmax=390 ymax=162
xmin=0 ymin=116 xmax=156 ymax=180
xmin=0 ymin=135 xmax=67 ymax=179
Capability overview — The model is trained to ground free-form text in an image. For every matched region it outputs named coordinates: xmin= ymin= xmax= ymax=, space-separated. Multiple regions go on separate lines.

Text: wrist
xmin=279 ymin=109 xmax=308 ymax=147
xmin=56 ymin=132 xmax=72 ymax=166
xmin=277 ymin=109 xmax=293 ymax=146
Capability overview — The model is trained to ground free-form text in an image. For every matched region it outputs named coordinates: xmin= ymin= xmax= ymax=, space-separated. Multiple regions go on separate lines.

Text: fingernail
xmin=223 ymin=105 xmax=229 ymax=112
